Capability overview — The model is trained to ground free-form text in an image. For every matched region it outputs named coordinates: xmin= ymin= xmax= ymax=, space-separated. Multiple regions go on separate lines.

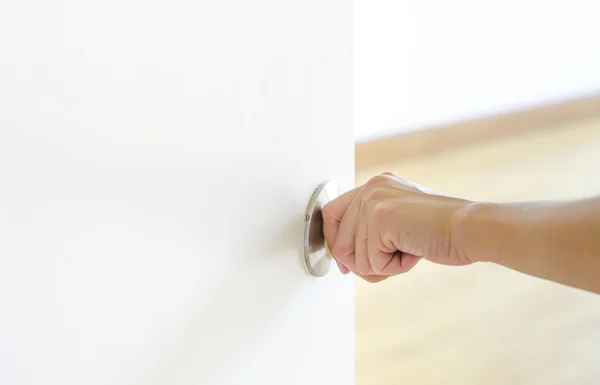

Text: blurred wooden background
xmin=354 ymin=100 xmax=600 ymax=385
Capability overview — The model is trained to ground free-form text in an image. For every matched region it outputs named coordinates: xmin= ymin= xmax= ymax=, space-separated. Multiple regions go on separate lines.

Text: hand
xmin=322 ymin=173 xmax=473 ymax=283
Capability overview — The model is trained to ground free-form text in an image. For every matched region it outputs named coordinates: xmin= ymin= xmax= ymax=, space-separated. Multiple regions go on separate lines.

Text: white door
xmin=0 ymin=1 xmax=354 ymax=384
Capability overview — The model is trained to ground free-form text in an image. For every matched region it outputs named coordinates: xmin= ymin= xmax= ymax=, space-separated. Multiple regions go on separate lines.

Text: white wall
xmin=0 ymin=1 xmax=354 ymax=384
xmin=355 ymin=0 xmax=600 ymax=141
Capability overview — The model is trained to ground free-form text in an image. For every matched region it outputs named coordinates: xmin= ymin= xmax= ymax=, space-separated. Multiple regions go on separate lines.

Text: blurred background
xmin=354 ymin=0 xmax=600 ymax=141
xmin=353 ymin=1 xmax=600 ymax=384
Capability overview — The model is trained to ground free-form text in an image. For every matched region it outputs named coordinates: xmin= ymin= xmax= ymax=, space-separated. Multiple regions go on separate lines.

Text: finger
xmin=322 ymin=186 xmax=361 ymax=248
xmin=355 ymin=201 xmax=372 ymax=275
xmin=323 ymin=186 xmax=361 ymax=274
xmin=369 ymin=249 xmax=394 ymax=275
xmin=367 ymin=207 xmax=396 ymax=274
xmin=329 ymin=191 xmax=363 ymax=272
xmin=335 ymin=260 xmax=350 ymax=274
xmin=359 ymin=274 xmax=388 ymax=283
xmin=380 ymin=252 xmax=422 ymax=275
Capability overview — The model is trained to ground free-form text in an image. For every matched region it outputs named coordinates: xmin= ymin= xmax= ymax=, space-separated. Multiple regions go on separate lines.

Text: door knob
xmin=303 ymin=181 xmax=340 ymax=277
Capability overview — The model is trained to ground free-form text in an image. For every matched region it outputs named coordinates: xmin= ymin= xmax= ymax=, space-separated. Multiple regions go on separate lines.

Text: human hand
xmin=322 ymin=173 xmax=474 ymax=283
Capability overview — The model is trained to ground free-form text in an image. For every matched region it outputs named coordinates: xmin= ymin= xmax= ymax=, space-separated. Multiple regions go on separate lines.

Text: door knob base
xmin=304 ymin=181 xmax=340 ymax=277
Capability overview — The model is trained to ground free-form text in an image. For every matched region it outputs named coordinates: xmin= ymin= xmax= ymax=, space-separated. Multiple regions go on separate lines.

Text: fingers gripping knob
xmin=303 ymin=181 xmax=340 ymax=277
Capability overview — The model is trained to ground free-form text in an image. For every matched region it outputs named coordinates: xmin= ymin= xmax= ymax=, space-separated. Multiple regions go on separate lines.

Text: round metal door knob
xmin=303 ymin=181 xmax=340 ymax=277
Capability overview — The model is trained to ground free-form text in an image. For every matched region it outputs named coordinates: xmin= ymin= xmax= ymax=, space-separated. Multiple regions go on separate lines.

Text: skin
xmin=322 ymin=172 xmax=600 ymax=294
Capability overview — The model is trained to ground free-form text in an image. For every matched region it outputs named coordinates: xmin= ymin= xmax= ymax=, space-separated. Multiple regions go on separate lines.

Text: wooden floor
xmin=355 ymin=116 xmax=600 ymax=385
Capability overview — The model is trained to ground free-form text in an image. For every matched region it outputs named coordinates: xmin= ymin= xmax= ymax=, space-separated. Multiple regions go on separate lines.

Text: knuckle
xmin=370 ymin=201 xmax=389 ymax=222
xmin=365 ymin=175 xmax=390 ymax=187
xmin=363 ymin=186 xmax=389 ymax=203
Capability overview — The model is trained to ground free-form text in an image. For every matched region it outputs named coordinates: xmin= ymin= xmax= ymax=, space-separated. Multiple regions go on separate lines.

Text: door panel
xmin=0 ymin=1 xmax=354 ymax=384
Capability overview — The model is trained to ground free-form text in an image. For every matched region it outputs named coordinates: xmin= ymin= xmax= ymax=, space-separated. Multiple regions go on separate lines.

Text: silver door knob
xmin=303 ymin=181 xmax=340 ymax=277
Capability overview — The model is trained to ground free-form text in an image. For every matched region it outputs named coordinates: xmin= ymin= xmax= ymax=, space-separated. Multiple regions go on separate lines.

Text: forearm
xmin=457 ymin=197 xmax=600 ymax=294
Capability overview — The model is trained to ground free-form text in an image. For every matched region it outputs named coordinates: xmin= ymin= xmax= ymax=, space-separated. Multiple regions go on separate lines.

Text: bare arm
xmin=457 ymin=197 xmax=600 ymax=294
xmin=323 ymin=173 xmax=600 ymax=294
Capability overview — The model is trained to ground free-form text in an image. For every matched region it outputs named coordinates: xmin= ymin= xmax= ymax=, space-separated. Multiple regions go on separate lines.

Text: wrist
xmin=452 ymin=201 xmax=522 ymax=264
